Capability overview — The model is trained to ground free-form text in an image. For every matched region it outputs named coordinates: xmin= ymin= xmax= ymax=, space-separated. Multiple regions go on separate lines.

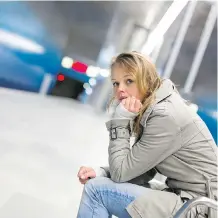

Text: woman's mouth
xmin=119 ymin=96 xmax=127 ymax=101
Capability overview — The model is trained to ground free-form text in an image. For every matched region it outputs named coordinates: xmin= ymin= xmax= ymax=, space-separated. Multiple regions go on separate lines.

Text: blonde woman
xmin=77 ymin=52 xmax=217 ymax=218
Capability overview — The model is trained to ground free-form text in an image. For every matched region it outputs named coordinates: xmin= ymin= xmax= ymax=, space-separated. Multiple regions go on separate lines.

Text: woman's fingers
xmin=79 ymin=178 xmax=88 ymax=184
xmin=82 ymin=170 xmax=96 ymax=180
xmin=129 ymin=97 xmax=136 ymax=112
xmin=77 ymin=166 xmax=96 ymax=180
xmin=124 ymin=97 xmax=130 ymax=110
xmin=77 ymin=166 xmax=87 ymax=178
xmin=122 ymin=97 xmax=142 ymax=113
xmin=134 ymin=99 xmax=142 ymax=112
xmin=122 ymin=98 xmax=126 ymax=105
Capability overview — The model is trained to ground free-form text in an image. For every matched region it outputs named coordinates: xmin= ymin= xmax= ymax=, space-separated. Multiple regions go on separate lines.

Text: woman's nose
xmin=118 ymin=83 xmax=125 ymax=92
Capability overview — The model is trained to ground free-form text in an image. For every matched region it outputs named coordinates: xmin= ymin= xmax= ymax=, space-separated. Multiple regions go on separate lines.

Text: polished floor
xmin=0 ymin=88 xmax=110 ymax=218
xmin=0 ymin=88 xmax=167 ymax=218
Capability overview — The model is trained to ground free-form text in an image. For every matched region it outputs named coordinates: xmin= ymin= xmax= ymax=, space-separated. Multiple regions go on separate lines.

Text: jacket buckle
xmin=110 ymin=128 xmax=117 ymax=140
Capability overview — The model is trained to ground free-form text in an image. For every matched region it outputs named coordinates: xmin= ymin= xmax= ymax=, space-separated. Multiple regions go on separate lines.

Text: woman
xmin=77 ymin=52 xmax=217 ymax=218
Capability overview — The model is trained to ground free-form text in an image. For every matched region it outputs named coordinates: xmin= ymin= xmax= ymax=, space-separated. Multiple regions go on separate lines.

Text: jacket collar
xmin=154 ymin=79 xmax=175 ymax=104
xmin=140 ymin=79 xmax=175 ymax=125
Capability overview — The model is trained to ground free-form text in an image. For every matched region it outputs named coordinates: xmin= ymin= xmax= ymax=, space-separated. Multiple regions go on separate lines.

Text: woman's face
xmin=111 ymin=65 xmax=143 ymax=102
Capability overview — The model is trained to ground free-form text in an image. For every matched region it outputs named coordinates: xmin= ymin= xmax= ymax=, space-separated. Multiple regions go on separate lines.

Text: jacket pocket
xmin=126 ymin=188 xmax=183 ymax=218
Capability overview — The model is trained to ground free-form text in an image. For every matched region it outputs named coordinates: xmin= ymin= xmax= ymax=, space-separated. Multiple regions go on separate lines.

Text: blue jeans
xmin=77 ymin=177 xmax=149 ymax=218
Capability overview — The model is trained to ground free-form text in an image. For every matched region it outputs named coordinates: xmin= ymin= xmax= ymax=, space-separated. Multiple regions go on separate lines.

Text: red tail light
xmin=57 ymin=74 xmax=65 ymax=81
xmin=72 ymin=61 xmax=88 ymax=73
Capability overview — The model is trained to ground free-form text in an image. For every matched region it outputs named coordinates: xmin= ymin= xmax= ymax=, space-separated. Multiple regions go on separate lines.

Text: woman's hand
xmin=121 ymin=96 xmax=142 ymax=113
xmin=77 ymin=166 xmax=96 ymax=184
xmin=111 ymin=96 xmax=142 ymax=120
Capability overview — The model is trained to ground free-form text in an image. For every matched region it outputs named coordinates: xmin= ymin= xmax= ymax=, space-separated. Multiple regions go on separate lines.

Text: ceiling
xmin=27 ymin=1 xmax=172 ymax=64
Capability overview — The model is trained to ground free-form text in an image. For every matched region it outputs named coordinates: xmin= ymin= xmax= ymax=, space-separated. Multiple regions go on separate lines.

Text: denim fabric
xmin=77 ymin=177 xmax=148 ymax=218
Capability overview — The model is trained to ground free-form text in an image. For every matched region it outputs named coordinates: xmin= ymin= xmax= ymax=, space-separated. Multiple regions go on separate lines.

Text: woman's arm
xmin=94 ymin=166 xmax=110 ymax=177
xmin=106 ymin=104 xmax=181 ymax=183
xmin=96 ymin=166 xmax=157 ymax=186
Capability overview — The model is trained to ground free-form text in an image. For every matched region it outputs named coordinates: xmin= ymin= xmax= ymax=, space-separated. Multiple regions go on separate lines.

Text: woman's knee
xmin=85 ymin=177 xmax=112 ymax=190
xmin=82 ymin=177 xmax=112 ymax=200
xmin=84 ymin=177 xmax=114 ymax=194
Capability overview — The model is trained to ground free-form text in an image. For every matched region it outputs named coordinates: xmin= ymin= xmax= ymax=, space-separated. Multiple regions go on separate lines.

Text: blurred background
xmin=0 ymin=1 xmax=217 ymax=217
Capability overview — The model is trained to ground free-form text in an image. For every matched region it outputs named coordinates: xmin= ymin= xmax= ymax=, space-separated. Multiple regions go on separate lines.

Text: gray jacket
xmin=104 ymin=79 xmax=217 ymax=217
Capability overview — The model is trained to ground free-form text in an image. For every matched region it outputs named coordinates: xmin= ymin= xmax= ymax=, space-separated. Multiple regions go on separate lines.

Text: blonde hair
xmin=109 ymin=51 xmax=162 ymax=136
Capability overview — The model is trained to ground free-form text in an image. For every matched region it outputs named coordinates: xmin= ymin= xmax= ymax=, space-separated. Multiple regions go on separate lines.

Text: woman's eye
xmin=113 ymin=82 xmax=119 ymax=87
xmin=126 ymin=79 xmax=133 ymax=85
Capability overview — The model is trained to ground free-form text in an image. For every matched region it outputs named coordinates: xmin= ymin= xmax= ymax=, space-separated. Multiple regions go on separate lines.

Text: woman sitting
xmin=77 ymin=51 xmax=217 ymax=218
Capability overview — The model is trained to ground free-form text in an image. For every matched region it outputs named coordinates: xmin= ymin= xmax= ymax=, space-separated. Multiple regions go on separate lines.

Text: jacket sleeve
xmin=100 ymin=166 xmax=157 ymax=185
xmin=106 ymin=105 xmax=182 ymax=183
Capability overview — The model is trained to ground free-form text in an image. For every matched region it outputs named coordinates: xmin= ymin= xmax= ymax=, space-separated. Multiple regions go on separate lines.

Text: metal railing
xmin=174 ymin=197 xmax=218 ymax=218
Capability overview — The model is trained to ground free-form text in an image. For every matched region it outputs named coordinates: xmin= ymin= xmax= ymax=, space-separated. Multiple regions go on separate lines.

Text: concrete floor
xmin=0 ymin=88 xmax=110 ymax=218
